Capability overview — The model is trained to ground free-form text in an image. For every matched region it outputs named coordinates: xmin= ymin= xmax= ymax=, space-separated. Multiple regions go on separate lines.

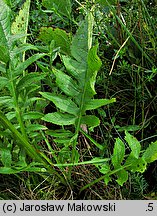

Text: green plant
xmin=0 ymin=0 xmax=65 ymax=183
xmin=38 ymin=1 xmax=157 ymax=190
xmin=0 ymin=0 xmax=157 ymax=199
xmin=39 ymin=11 xmax=116 ymax=177
xmin=81 ymin=131 xmax=157 ymax=191
xmin=0 ymin=0 xmax=116 ymax=185
xmin=42 ymin=0 xmax=72 ymax=20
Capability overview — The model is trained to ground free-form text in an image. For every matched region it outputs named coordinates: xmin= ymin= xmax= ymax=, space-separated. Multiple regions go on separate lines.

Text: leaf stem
xmin=0 ymin=111 xmax=66 ymax=184
xmin=80 ymin=164 xmax=131 ymax=192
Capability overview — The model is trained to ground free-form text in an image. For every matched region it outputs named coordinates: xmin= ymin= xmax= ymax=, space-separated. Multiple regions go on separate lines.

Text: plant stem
xmin=0 ymin=111 xmax=66 ymax=184
xmin=80 ymin=164 xmax=131 ymax=192
xmin=9 ymin=68 xmax=28 ymax=141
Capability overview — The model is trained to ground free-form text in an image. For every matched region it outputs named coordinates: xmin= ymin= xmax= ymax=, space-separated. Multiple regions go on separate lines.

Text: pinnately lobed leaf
xmin=125 ymin=130 xmax=141 ymax=159
xmin=125 ymin=155 xmax=147 ymax=173
xmin=23 ymin=111 xmax=44 ymax=120
xmin=42 ymin=0 xmax=71 ymax=19
xmin=62 ymin=55 xmax=86 ymax=80
xmin=112 ymin=137 xmax=125 ymax=169
xmin=71 ymin=12 xmax=94 ymax=63
xmin=81 ymin=115 xmax=100 ymax=129
xmin=0 ymin=62 xmax=6 ymax=73
xmin=38 ymin=27 xmax=71 ymax=55
xmin=17 ymin=72 xmax=46 ymax=91
xmin=40 ymin=92 xmax=79 ymax=116
xmin=42 ymin=112 xmax=76 ymax=126
xmin=85 ymin=44 xmax=102 ymax=97
xmin=84 ymin=98 xmax=116 ymax=110
xmin=116 ymin=169 xmax=128 ymax=186
xmin=0 ymin=146 xmax=12 ymax=167
xmin=41 ymin=12 xmax=116 ymax=135
xmin=0 ymin=77 xmax=9 ymax=90
xmin=53 ymin=69 xmax=80 ymax=97
xmin=14 ymin=53 xmax=46 ymax=75
xmin=142 ymin=140 xmax=157 ymax=163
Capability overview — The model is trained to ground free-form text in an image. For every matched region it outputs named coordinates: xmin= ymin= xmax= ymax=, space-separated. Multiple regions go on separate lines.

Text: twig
xmin=109 ymin=36 xmax=130 ymax=76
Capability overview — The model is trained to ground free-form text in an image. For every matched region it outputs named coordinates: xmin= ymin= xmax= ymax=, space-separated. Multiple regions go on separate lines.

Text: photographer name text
xmin=18 ymin=202 xmax=116 ymax=212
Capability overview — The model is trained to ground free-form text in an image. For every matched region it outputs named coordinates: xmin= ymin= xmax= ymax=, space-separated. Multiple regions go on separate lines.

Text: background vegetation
xmin=0 ymin=0 xmax=157 ymax=199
